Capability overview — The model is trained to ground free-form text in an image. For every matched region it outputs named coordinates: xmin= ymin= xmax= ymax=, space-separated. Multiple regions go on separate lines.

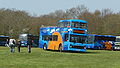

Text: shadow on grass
xmin=46 ymin=49 xmax=100 ymax=54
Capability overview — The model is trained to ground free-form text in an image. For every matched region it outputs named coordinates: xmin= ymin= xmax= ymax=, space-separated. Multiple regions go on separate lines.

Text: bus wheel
xmin=43 ymin=44 xmax=47 ymax=50
xmin=58 ymin=44 xmax=63 ymax=52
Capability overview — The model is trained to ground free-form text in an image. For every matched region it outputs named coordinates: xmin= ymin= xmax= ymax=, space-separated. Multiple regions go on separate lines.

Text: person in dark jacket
xmin=17 ymin=40 xmax=21 ymax=52
xmin=27 ymin=35 xmax=32 ymax=53
xmin=9 ymin=39 xmax=16 ymax=53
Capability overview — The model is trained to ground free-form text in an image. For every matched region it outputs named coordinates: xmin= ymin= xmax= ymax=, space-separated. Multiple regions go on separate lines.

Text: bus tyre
xmin=43 ymin=44 xmax=47 ymax=50
xmin=58 ymin=45 xmax=63 ymax=52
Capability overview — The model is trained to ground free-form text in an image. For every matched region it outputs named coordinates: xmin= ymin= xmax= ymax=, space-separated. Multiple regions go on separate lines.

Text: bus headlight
xmin=84 ymin=46 xmax=86 ymax=49
xmin=70 ymin=44 xmax=72 ymax=48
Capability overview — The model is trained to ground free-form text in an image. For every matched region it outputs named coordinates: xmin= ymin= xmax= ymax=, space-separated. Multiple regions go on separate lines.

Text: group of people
xmin=8 ymin=39 xmax=32 ymax=53
xmin=8 ymin=39 xmax=21 ymax=53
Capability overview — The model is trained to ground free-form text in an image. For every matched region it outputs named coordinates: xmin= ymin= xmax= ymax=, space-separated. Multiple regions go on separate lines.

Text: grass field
xmin=0 ymin=47 xmax=120 ymax=68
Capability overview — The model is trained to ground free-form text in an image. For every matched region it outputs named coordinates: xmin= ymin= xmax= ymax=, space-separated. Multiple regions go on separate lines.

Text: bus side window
xmin=52 ymin=35 xmax=58 ymax=41
xmin=49 ymin=36 xmax=52 ymax=41
xmin=65 ymin=34 xmax=68 ymax=41
xmin=42 ymin=35 xmax=45 ymax=40
xmin=42 ymin=35 xmax=50 ymax=41
xmin=42 ymin=35 xmax=58 ymax=41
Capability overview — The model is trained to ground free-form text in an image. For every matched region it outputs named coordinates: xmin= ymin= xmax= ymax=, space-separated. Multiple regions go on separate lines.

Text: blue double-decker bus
xmin=39 ymin=19 xmax=88 ymax=52
xmin=86 ymin=34 xmax=116 ymax=49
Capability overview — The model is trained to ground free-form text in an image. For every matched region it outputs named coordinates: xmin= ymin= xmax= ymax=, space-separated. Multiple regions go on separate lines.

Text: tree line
xmin=0 ymin=5 xmax=120 ymax=38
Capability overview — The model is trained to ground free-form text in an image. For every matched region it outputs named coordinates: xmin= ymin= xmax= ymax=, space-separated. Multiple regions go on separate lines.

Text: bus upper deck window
xmin=58 ymin=22 xmax=70 ymax=28
xmin=57 ymin=23 xmax=64 ymax=27
xmin=64 ymin=22 xmax=70 ymax=28
xmin=72 ymin=22 xmax=79 ymax=28
xmin=80 ymin=23 xmax=86 ymax=29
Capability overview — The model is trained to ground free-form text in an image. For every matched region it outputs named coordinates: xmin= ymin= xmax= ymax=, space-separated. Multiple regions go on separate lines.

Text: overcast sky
xmin=0 ymin=0 xmax=119 ymax=16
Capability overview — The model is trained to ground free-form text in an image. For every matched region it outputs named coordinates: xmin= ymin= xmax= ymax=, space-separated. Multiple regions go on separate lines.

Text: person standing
xmin=9 ymin=39 xmax=16 ymax=53
xmin=27 ymin=34 xmax=32 ymax=53
xmin=17 ymin=40 xmax=21 ymax=52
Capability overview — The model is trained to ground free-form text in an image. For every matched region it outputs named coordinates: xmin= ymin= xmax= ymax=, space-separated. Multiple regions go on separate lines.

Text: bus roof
xmin=88 ymin=34 xmax=116 ymax=37
xmin=59 ymin=19 xmax=87 ymax=23
xmin=0 ymin=36 xmax=9 ymax=37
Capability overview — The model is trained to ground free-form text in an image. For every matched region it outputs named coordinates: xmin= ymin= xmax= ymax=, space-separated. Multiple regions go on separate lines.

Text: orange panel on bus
xmin=48 ymin=32 xmax=63 ymax=50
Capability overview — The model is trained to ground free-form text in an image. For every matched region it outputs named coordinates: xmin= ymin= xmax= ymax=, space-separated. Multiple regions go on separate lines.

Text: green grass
xmin=0 ymin=47 xmax=120 ymax=68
